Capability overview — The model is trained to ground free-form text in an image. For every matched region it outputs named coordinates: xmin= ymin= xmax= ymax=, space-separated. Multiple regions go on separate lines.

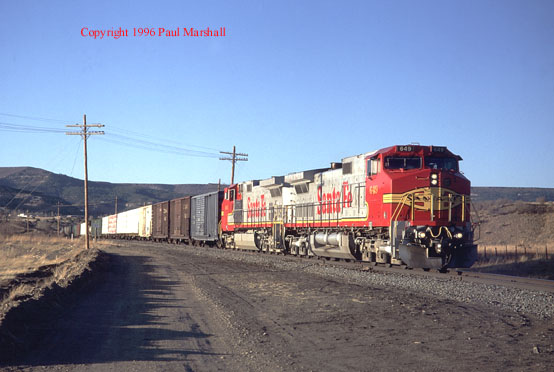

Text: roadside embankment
xmin=0 ymin=236 xmax=109 ymax=362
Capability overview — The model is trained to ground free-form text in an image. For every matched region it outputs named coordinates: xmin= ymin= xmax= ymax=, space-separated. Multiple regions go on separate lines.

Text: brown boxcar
xmin=169 ymin=196 xmax=191 ymax=242
xmin=152 ymin=201 xmax=170 ymax=240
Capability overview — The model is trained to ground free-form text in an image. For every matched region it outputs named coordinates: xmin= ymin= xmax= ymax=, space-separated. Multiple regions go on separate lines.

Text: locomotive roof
xmin=229 ymin=145 xmax=460 ymax=187
xmin=370 ymin=145 xmax=462 ymax=160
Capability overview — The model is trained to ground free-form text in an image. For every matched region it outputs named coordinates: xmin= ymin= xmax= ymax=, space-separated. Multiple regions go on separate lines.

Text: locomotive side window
xmin=294 ymin=183 xmax=309 ymax=194
xmin=367 ymin=158 xmax=380 ymax=177
xmin=424 ymin=156 xmax=458 ymax=171
xmin=384 ymin=156 xmax=421 ymax=170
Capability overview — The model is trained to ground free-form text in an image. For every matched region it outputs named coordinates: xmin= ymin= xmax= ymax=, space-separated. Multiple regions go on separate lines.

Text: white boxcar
xmin=80 ymin=222 xmax=86 ymax=236
xmin=101 ymin=215 xmax=110 ymax=235
xmin=102 ymin=214 xmax=118 ymax=235
xmin=138 ymin=205 xmax=152 ymax=238
xmin=116 ymin=207 xmax=141 ymax=235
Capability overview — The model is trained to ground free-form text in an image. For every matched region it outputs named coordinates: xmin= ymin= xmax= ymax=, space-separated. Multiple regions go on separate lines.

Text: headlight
xmin=431 ymin=179 xmax=438 ymax=185
xmin=431 ymin=174 xmax=438 ymax=180
xmin=454 ymin=232 xmax=463 ymax=239
xmin=418 ymin=231 xmax=426 ymax=239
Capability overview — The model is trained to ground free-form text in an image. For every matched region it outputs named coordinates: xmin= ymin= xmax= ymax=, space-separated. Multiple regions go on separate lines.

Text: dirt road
xmin=3 ymin=242 xmax=553 ymax=371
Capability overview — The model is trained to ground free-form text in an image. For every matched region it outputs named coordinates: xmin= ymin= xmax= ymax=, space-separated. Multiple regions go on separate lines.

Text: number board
xmin=397 ymin=145 xmax=415 ymax=152
xmin=431 ymin=146 xmax=446 ymax=153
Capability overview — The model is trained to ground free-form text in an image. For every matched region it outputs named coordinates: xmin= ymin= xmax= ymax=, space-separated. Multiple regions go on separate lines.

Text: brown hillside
xmin=472 ymin=201 xmax=554 ymax=246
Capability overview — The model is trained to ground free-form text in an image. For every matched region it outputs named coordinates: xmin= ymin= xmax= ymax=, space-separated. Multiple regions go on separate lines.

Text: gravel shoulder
xmin=3 ymin=241 xmax=554 ymax=371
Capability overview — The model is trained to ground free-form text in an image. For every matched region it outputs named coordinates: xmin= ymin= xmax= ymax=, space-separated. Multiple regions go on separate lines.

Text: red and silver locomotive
xmin=221 ymin=145 xmax=477 ymax=269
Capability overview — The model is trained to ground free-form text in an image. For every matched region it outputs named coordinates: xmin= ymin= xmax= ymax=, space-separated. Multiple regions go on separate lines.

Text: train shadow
xmin=0 ymin=251 xmax=222 ymax=366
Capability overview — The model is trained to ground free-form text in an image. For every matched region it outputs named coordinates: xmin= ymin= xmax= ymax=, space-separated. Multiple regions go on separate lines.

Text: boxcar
xmin=116 ymin=207 xmax=141 ymax=237
xmin=169 ymin=196 xmax=191 ymax=242
xmin=91 ymin=218 xmax=102 ymax=238
xmin=138 ymin=205 xmax=152 ymax=239
xmin=71 ymin=223 xmax=80 ymax=237
xmin=62 ymin=225 xmax=72 ymax=236
xmin=191 ymin=191 xmax=223 ymax=243
xmin=152 ymin=201 xmax=170 ymax=240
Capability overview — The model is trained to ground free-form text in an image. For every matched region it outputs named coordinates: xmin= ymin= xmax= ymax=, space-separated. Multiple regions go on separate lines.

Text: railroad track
xmin=315 ymin=258 xmax=554 ymax=293
xmin=246 ymin=250 xmax=554 ymax=293
xmin=122 ymin=240 xmax=554 ymax=294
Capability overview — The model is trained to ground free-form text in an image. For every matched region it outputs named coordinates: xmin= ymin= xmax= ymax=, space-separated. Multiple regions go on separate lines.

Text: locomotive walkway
xmin=4 ymin=241 xmax=553 ymax=371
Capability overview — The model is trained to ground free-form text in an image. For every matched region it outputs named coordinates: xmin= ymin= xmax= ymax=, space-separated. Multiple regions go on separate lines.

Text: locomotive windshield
xmin=384 ymin=156 xmax=421 ymax=170
xmin=424 ymin=156 xmax=458 ymax=171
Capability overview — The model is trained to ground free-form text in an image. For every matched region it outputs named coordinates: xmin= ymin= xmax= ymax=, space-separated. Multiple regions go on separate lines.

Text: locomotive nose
xmin=429 ymin=171 xmax=453 ymax=188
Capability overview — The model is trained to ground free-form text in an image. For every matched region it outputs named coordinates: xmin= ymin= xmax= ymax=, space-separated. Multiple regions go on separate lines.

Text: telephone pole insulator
xmin=220 ymin=145 xmax=248 ymax=185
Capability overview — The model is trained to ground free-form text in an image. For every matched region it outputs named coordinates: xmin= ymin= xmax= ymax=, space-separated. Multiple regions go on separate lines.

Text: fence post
xmin=484 ymin=245 xmax=487 ymax=259
xmin=505 ymin=245 xmax=508 ymax=257
xmin=546 ymin=244 xmax=549 ymax=260
xmin=515 ymin=245 xmax=518 ymax=260
xmin=495 ymin=246 xmax=498 ymax=257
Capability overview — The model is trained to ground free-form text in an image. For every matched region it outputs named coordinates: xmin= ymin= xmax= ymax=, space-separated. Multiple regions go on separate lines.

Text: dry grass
xmin=0 ymin=235 xmax=82 ymax=280
xmin=0 ymin=235 xmax=111 ymax=280
xmin=472 ymin=242 xmax=554 ymax=279
xmin=0 ymin=234 xmax=112 ymax=322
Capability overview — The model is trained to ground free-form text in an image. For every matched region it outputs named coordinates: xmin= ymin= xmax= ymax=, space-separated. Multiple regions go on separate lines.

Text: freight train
xmin=71 ymin=145 xmax=478 ymax=270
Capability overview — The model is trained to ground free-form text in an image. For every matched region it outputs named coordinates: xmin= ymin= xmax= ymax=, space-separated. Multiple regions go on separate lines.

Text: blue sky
xmin=1 ymin=0 xmax=553 ymax=187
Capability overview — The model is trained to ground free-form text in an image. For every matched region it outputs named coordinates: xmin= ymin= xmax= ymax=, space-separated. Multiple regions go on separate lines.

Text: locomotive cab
xmin=365 ymin=145 xmax=477 ymax=269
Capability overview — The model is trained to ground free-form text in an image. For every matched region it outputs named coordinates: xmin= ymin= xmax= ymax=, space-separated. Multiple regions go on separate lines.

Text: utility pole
xmin=57 ymin=201 xmax=60 ymax=236
xmin=219 ymin=146 xmax=248 ymax=185
xmin=66 ymin=114 xmax=104 ymax=249
xmin=115 ymin=196 xmax=118 ymax=214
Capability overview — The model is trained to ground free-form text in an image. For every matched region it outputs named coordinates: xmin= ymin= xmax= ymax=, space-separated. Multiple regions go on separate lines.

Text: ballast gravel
xmin=173 ymin=244 xmax=554 ymax=319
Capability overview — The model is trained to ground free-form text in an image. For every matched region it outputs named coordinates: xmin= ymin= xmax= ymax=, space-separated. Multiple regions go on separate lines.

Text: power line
xmin=97 ymin=135 xmax=221 ymax=158
xmin=0 ymin=114 xmax=224 ymax=158
xmin=0 ymin=112 xmax=73 ymax=124
xmin=0 ymin=121 xmax=67 ymax=133
xmin=69 ymin=138 xmax=84 ymax=177
xmin=0 ymin=121 xmax=221 ymax=157
xmin=109 ymin=125 xmax=221 ymax=153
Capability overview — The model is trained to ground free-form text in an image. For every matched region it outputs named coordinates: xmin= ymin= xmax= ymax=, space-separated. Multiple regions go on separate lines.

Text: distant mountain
xmin=0 ymin=183 xmax=80 ymax=215
xmin=0 ymin=167 xmax=224 ymax=217
xmin=471 ymin=187 xmax=554 ymax=202
xmin=1 ymin=167 xmax=552 ymax=217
